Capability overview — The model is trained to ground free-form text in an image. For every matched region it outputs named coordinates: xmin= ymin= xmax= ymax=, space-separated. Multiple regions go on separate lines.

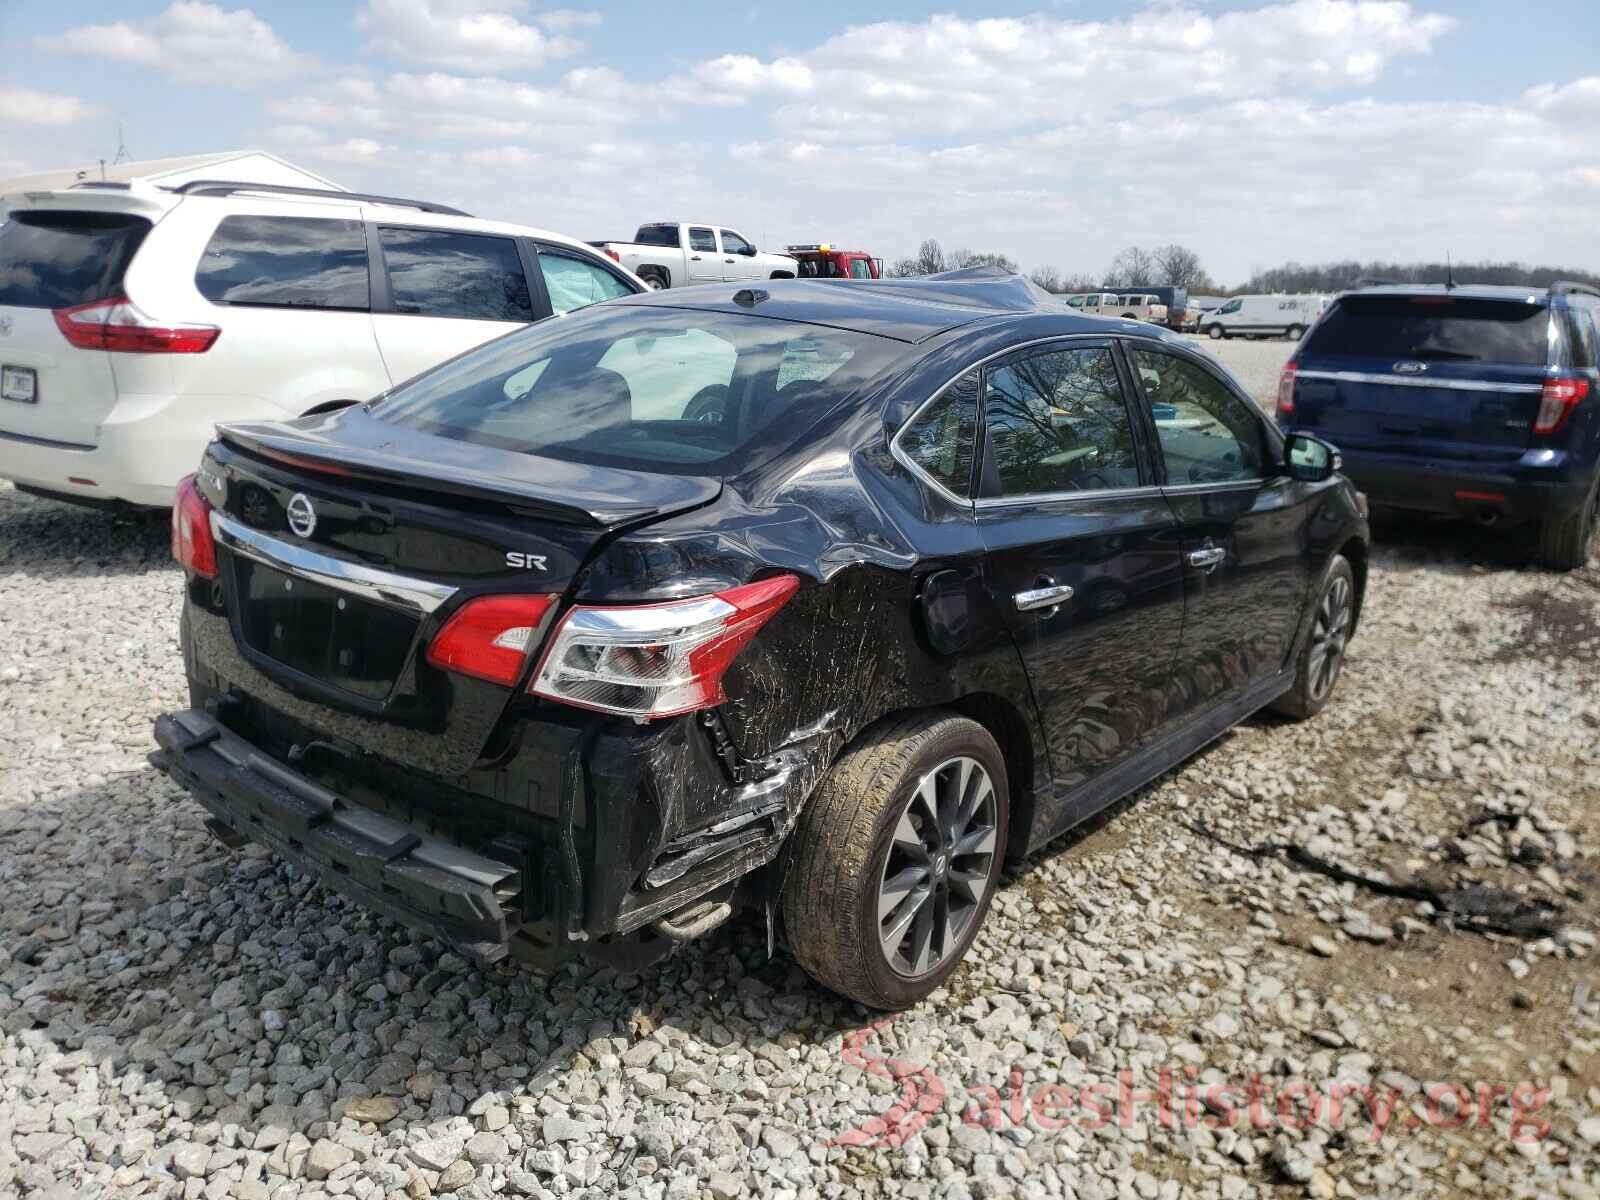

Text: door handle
xmin=1014 ymin=581 xmax=1075 ymax=614
xmin=1187 ymin=545 xmax=1227 ymax=572
xmin=725 ymin=258 xmax=735 ymax=263
xmin=690 ymin=255 xmax=702 ymax=261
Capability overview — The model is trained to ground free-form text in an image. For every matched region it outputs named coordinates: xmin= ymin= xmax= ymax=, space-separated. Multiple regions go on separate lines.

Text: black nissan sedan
xmin=153 ymin=273 xmax=1368 ymax=1009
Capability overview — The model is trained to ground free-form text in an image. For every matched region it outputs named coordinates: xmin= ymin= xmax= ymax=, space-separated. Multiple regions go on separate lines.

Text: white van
xmin=1200 ymin=294 xmax=1326 ymax=340
xmin=0 ymin=180 xmax=644 ymax=508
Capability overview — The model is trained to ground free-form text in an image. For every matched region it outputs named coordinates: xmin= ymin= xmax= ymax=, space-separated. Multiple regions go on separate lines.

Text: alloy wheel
xmin=1307 ymin=574 xmax=1352 ymax=701
xmin=878 ymin=755 xmax=1000 ymax=978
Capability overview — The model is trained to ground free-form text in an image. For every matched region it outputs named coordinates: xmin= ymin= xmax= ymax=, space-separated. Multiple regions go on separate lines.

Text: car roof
xmin=1337 ymin=283 xmax=1551 ymax=304
xmin=610 ymin=272 xmax=1126 ymax=344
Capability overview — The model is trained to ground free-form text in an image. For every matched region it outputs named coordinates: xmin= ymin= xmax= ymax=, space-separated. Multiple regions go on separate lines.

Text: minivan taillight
xmin=1277 ymin=362 xmax=1297 ymax=416
xmin=54 ymin=296 xmax=220 ymax=353
xmin=531 ymin=575 xmax=800 ymax=720
xmin=171 ymin=475 xmax=218 ymax=578
xmin=1535 ymin=376 xmax=1590 ymax=436
xmin=426 ymin=594 xmax=560 ymax=687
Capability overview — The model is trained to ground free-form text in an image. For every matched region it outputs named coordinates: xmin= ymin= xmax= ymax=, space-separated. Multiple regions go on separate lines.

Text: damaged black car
xmin=153 ymin=273 xmax=1369 ymax=1009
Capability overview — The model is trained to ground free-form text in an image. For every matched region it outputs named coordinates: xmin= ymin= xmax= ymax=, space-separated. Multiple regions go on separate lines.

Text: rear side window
xmin=899 ymin=370 xmax=978 ymax=497
xmin=634 ymin=224 xmax=679 ymax=247
xmin=1303 ymin=295 xmax=1552 ymax=365
xmin=379 ymin=227 xmax=533 ymax=321
xmin=688 ymin=227 xmax=717 ymax=253
xmin=196 ymin=215 xmax=369 ymax=310
xmin=0 ymin=211 xmax=151 ymax=309
xmin=983 ymin=346 xmax=1141 ymax=496
xmin=537 ymin=249 xmax=633 ymax=315
xmin=1563 ymin=308 xmax=1597 ymax=369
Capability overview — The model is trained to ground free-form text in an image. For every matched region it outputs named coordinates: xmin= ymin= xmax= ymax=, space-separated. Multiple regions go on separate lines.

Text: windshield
xmin=373 ymin=304 xmax=904 ymax=476
xmin=1303 ymin=295 xmax=1551 ymax=364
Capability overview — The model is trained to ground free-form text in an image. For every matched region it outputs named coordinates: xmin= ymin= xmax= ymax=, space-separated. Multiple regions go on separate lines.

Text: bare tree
xmin=1151 ymin=243 xmax=1212 ymax=290
xmin=949 ymin=248 xmax=1019 ymax=272
xmin=1028 ymin=264 xmax=1063 ymax=293
xmin=885 ymin=256 xmax=922 ymax=278
xmin=1104 ymin=245 xmax=1157 ymax=289
xmin=914 ymin=239 xmax=947 ymax=276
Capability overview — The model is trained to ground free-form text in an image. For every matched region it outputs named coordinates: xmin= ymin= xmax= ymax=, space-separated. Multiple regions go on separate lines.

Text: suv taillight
xmin=426 ymin=594 xmax=560 ymax=687
xmin=54 ymin=296 xmax=220 ymax=353
xmin=531 ymin=575 xmax=800 ymax=719
xmin=1535 ymin=376 xmax=1590 ymax=435
xmin=171 ymin=474 xmax=218 ymax=578
xmin=1277 ymin=362 xmax=1297 ymax=416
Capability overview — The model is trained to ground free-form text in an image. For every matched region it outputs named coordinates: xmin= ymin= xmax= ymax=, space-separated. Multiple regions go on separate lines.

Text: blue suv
xmin=1277 ymin=282 xmax=1600 ymax=568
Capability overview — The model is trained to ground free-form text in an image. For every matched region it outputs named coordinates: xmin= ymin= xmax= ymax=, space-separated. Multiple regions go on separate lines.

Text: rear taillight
xmin=1277 ymin=361 xmax=1297 ymax=416
xmin=531 ymin=575 xmax=800 ymax=720
xmin=426 ymin=594 xmax=560 ymax=687
xmin=54 ymin=296 xmax=220 ymax=353
xmin=171 ymin=474 xmax=218 ymax=578
xmin=602 ymin=248 xmax=621 ymax=263
xmin=1535 ymin=376 xmax=1590 ymax=435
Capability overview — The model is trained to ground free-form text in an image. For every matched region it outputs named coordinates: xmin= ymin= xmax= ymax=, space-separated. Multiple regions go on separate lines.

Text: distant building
xmin=0 ymin=149 xmax=343 ymax=202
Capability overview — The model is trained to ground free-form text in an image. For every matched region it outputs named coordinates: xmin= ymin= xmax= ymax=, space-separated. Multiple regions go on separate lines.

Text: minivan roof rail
xmin=1551 ymin=280 xmax=1600 ymax=299
xmin=167 ymin=180 xmax=472 ymax=217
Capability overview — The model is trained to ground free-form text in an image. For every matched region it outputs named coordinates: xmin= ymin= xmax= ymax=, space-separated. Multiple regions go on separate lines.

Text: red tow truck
xmin=786 ymin=244 xmax=883 ymax=280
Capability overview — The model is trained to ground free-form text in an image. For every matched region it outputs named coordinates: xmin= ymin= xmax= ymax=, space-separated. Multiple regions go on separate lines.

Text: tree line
xmin=885 ymin=239 xmax=1599 ymax=297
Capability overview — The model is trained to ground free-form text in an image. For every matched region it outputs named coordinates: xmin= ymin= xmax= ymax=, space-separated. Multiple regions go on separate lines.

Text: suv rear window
xmin=1303 ymin=295 xmax=1551 ymax=365
xmin=196 ymin=215 xmax=369 ymax=310
xmin=0 ymin=211 xmax=151 ymax=309
xmin=373 ymin=305 xmax=903 ymax=476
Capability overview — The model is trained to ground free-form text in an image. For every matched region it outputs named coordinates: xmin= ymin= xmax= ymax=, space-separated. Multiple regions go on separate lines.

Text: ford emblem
xmin=286 ymin=492 xmax=317 ymax=539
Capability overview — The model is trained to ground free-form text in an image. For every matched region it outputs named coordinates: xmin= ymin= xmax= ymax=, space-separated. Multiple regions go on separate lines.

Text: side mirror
xmin=1284 ymin=433 xmax=1340 ymax=482
xmin=743 ymin=245 xmax=758 ymax=256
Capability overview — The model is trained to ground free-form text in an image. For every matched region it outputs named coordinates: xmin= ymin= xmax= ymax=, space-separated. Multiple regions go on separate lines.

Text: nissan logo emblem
xmin=286 ymin=493 xmax=317 ymax=539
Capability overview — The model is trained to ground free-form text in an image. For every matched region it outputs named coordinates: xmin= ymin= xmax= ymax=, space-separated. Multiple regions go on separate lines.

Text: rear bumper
xmin=151 ymin=709 xmax=521 ymax=964
xmin=1329 ymin=446 xmax=1590 ymax=522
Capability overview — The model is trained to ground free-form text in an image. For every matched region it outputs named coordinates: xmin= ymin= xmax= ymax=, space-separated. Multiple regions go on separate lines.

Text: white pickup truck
xmin=593 ymin=223 xmax=797 ymax=290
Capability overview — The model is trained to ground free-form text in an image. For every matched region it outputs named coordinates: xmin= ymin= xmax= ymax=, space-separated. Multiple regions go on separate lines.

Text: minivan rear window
xmin=0 ymin=211 xmax=151 ymax=309
xmin=1303 ymin=295 xmax=1551 ymax=365
xmin=373 ymin=305 xmax=903 ymax=476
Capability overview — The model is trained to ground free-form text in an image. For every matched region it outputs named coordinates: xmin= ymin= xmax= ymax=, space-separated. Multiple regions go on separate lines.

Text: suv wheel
xmin=783 ymin=713 xmax=1008 ymax=1009
xmin=1538 ymin=472 xmax=1600 ymax=571
xmin=1206 ymin=324 xmax=1224 ymax=340
xmin=1272 ymin=554 xmax=1355 ymax=721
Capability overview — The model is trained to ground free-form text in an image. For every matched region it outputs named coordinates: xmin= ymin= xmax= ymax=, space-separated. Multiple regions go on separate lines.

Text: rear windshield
xmin=634 ymin=224 xmax=679 ymax=247
xmin=373 ymin=304 xmax=905 ymax=476
xmin=0 ymin=211 xmax=151 ymax=309
xmin=1304 ymin=295 xmax=1552 ymax=365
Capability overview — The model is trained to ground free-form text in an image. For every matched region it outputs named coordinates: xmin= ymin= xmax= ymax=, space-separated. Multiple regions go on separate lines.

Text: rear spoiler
xmin=216 ymin=418 xmax=722 ymax=529
xmin=1 ymin=179 xmax=180 ymax=221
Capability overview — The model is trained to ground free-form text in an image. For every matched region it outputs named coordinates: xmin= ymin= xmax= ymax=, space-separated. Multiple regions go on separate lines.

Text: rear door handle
xmin=690 ymin=255 xmax=702 ymax=260
xmin=1187 ymin=546 xmax=1227 ymax=572
xmin=1014 ymin=582 xmax=1075 ymax=613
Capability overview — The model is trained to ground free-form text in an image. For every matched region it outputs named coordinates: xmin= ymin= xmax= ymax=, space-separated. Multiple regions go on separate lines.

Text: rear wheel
xmin=1537 ymin=472 xmax=1599 ymax=571
xmin=640 ymin=270 xmax=668 ymax=291
xmin=1272 ymin=554 xmax=1355 ymax=721
xmin=783 ymin=713 xmax=1008 ymax=1009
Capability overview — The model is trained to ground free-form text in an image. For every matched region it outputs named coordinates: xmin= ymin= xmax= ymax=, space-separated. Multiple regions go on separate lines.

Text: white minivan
xmin=0 ymin=180 xmax=644 ymax=508
xmin=1199 ymin=294 xmax=1327 ymax=341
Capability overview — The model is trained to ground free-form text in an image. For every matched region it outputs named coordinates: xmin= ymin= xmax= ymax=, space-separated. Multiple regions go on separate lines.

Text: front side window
xmin=375 ymin=306 xmax=901 ymax=476
xmin=983 ymin=346 xmax=1141 ymax=496
xmin=850 ymin=257 xmax=873 ymax=279
xmin=195 ymin=215 xmax=368 ymax=310
xmin=378 ymin=227 xmax=532 ymax=321
xmin=1131 ymin=348 xmax=1265 ymax=485
xmin=537 ymin=249 xmax=632 ymax=315
xmin=899 ymin=370 xmax=978 ymax=497
xmin=720 ymin=230 xmax=753 ymax=255
xmin=688 ymin=227 xmax=717 ymax=253
xmin=1219 ymin=299 xmax=1242 ymax=314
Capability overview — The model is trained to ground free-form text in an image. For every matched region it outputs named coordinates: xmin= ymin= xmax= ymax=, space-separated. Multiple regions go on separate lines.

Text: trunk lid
xmin=0 ymin=207 xmax=155 ymax=447
xmin=198 ymin=408 xmax=720 ymax=774
xmin=1292 ymin=294 xmax=1551 ymax=462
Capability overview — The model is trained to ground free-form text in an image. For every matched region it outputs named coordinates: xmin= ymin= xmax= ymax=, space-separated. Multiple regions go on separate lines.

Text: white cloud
xmin=356 ymin=0 xmax=594 ymax=73
xmin=43 ymin=2 xmax=311 ymax=87
xmin=0 ymin=86 xmax=101 ymax=126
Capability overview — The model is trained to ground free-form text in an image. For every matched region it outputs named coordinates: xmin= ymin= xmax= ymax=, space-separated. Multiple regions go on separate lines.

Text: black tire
xmin=1537 ymin=472 xmax=1599 ymax=570
xmin=1286 ymin=324 xmax=1305 ymax=341
xmin=782 ymin=713 xmax=1009 ymax=1010
xmin=1206 ymin=324 xmax=1225 ymax=340
xmin=640 ymin=269 xmax=668 ymax=291
xmin=1272 ymin=554 xmax=1356 ymax=721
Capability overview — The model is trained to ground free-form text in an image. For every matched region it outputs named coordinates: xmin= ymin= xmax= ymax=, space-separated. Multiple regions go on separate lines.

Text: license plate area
xmin=232 ymin=558 xmax=419 ymax=700
xmin=2 ymin=365 xmax=37 ymax=404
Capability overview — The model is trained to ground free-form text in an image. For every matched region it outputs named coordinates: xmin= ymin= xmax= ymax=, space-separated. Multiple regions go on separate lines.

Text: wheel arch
xmin=1336 ymin=534 xmax=1369 ymax=634
xmin=768 ymin=270 xmax=795 ymax=280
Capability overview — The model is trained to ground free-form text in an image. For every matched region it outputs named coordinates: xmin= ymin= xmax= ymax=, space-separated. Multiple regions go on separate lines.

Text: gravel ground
xmin=3 ymin=461 xmax=1600 ymax=1200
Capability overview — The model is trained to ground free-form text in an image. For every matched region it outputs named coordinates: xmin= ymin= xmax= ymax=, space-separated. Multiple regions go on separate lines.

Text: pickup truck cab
xmin=786 ymin=244 xmax=882 ymax=280
xmin=596 ymin=223 xmax=796 ymax=291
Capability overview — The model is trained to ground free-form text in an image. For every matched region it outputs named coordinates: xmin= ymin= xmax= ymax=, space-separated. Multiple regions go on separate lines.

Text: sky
xmin=1 ymin=0 xmax=1597 ymax=286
